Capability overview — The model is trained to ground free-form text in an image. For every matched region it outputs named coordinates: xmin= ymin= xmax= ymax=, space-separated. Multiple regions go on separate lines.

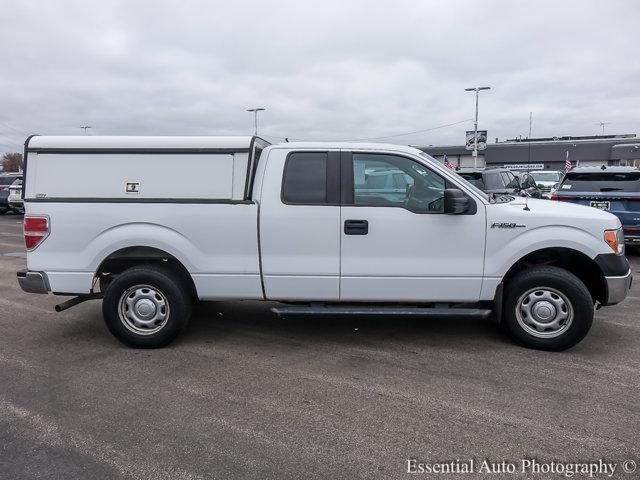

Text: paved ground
xmin=1 ymin=213 xmax=639 ymax=480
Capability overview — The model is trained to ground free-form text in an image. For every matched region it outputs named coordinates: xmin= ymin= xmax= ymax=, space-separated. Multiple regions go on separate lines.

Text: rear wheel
xmin=502 ymin=266 xmax=593 ymax=351
xmin=102 ymin=265 xmax=192 ymax=348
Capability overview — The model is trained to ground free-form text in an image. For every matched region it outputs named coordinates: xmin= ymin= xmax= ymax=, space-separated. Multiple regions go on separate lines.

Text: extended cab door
xmin=339 ymin=151 xmax=486 ymax=302
xmin=259 ymin=149 xmax=342 ymax=300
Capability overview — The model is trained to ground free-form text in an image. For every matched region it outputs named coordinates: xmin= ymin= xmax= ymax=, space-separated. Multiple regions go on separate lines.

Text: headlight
xmin=604 ymin=228 xmax=624 ymax=255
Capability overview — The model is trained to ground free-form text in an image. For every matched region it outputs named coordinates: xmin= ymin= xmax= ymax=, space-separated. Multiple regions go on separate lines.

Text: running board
xmin=271 ymin=305 xmax=492 ymax=319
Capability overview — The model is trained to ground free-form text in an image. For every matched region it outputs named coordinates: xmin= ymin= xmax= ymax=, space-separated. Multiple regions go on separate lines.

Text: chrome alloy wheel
xmin=515 ymin=287 xmax=573 ymax=338
xmin=118 ymin=285 xmax=170 ymax=335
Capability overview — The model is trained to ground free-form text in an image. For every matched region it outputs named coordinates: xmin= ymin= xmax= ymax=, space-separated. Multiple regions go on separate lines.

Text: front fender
xmin=484 ymin=225 xmax=607 ymax=278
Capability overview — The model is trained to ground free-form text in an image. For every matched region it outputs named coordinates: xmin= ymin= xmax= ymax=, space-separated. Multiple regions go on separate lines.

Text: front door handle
xmin=344 ymin=219 xmax=368 ymax=235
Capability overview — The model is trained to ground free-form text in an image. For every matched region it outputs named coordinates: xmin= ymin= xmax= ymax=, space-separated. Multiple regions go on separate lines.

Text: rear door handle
xmin=344 ymin=219 xmax=368 ymax=235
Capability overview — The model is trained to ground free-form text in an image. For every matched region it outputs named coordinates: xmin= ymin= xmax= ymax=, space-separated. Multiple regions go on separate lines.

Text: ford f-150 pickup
xmin=17 ymin=135 xmax=632 ymax=350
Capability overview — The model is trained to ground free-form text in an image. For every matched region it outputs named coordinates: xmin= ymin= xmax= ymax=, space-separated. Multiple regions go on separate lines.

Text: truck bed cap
xmin=27 ymin=135 xmax=258 ymax=151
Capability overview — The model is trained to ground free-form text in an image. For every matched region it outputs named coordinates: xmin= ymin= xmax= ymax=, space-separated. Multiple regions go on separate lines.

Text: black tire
xmin=502 ymin=266 xmax=594 ymax=351
xmin=0 ymin=207 xmax=8 ymax=215
xmin=102 ymin=264 xmax=192 ymax=348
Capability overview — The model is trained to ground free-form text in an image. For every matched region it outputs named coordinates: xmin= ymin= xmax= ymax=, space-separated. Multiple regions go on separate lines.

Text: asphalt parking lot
xmin=1 ymin=213 xmax=639 ymax=479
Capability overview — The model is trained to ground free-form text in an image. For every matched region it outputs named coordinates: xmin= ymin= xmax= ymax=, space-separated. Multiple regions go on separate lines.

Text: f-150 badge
xmin=491 ymin=222 xmax=526 ymax=228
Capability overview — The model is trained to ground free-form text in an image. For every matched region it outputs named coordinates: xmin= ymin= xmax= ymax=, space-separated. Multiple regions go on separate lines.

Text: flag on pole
xmin=444 ymin=155 xmax=454 ymax=169
xmin=564 ymin=151 xmax=572 ymax=171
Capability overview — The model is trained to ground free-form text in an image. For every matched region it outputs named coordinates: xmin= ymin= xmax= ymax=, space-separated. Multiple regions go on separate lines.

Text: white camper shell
xmin=24 ymin=135 xmax=268 ymax=201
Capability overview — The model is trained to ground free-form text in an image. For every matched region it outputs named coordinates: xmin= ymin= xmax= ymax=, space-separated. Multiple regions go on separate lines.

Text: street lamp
xmin=597 ymin=122 xmax=610 ymax=136
xmin=464 ymin=86 xmax=491 ymax=167
xmin=246 ymin=108 xmax=266 ymax=136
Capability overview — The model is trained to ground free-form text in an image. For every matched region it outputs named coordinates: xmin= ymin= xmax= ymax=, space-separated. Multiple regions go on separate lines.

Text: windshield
xmin=530 ymin=171 xmax=560 ymax=182
xmin=417 ymin=152 xmax=490 ymax=200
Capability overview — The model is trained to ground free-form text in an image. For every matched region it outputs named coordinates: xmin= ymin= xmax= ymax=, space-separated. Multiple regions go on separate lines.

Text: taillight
xmin=24 ymin=216 xmax=50 ymax=251
xmin=549 ymin=194 xmax=558 ymax=201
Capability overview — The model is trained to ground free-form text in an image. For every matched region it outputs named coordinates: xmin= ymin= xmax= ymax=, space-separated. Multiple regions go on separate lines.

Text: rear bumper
xmin=17 ymin=269 xmax=50 ymax=294
xmin=603 ymin=269 xmax=632 ymax=306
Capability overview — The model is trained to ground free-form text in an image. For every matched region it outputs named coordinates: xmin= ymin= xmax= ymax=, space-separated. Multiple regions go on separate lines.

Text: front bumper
xmin=624 ymin=232 xmax=640 ymax=245
xmin=603 ymin=269 xmax=632 ymax=305
xmin=17 ymin=269 xmax=50 ymax=294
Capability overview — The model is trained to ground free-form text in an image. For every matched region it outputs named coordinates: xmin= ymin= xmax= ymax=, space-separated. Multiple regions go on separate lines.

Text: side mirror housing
xmin=444 ymin=188 xmax=469 ymax=214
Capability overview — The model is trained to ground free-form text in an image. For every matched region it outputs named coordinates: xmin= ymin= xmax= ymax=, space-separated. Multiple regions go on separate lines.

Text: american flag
xmin=444 ymin=155 xmax=455 ymax=169
xmin=564 ymin=151 xmax=572 ymax=171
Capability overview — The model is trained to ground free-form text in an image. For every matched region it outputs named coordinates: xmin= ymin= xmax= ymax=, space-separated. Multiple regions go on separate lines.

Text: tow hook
xmin=55 ymin=293 xmax=103 ymax=312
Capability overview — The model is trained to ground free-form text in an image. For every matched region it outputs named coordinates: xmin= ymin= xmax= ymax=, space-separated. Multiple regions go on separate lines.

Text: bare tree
xmin=1 ymin=153 xmax=23 ymax=172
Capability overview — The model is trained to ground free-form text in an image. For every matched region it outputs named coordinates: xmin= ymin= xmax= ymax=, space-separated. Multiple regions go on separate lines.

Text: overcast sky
xmin=1 ymin=0 xmax=639 ymax=153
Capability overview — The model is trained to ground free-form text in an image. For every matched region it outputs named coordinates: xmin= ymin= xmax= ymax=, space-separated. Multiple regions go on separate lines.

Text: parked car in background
xmin=8 ymin=178 xmax=24 ymax=213
xmin=529 ymin=170 xmax=562 ymax=198
xmin=0 ymin=173 xmax=22 ymax=214
xmin=457 ymin=168 xmax=540 ymax=198
xmin=551 ymin=166 xmax=640 ymax=246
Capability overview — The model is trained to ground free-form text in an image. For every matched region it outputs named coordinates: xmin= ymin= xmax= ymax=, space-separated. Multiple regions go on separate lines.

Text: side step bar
xmin=271 ymin=305 xmax=492 ymax=319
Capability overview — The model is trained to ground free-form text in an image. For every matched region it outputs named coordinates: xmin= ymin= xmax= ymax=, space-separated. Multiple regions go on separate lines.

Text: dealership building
xmin=418 ymin=134 xmax=640 ymax=171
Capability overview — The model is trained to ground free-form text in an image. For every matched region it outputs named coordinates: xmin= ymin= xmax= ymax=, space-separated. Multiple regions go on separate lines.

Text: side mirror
xmin=444 ymin=188 xmax=469 ymax=214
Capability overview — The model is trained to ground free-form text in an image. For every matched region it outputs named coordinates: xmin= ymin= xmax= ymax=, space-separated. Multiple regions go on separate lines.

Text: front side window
xmin=352 ymin=154 xmax=445 ymax=213
xmin=282 ymin=152 xmax=327 ymax=204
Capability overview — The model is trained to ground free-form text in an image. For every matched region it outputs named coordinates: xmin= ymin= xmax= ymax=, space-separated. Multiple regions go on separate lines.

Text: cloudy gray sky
xmin=1 ymin=0 xmax=639 ymax=154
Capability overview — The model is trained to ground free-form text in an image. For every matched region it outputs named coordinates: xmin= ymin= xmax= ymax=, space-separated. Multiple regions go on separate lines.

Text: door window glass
xmin=484 ymin=172 xmax=503 ymax=190
xmin=353 ymin=154 xmax=445 ymax=213
xmin=502 ymin=171 xmax=519 ymax=189
xmin=282 ymin=152 xmax=327 ymax=204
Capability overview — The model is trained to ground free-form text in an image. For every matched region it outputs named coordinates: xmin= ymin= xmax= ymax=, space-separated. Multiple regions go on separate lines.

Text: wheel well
xmin=95 ymin=246 xmax=197 ymax=298
xmin=502 ymin=248 xmax=606 ymax=304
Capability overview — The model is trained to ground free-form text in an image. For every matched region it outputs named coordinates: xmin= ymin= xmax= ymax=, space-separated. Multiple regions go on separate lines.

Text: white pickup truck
xmin=17 ymin=135 xmax=632 ymax=350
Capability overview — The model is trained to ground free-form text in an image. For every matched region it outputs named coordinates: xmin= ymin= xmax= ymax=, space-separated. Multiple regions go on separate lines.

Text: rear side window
xmin=562 ymin=172 xmax=640 ymax=192
xmin=484 ymin=172 xmax=504 ymax=190
xmin=282 ymin=152 xmax=328 ymax=204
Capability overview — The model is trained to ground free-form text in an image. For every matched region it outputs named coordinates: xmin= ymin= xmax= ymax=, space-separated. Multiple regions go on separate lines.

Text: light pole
xmin=597 ymin=121 xmax=610 ymax=136
xmin=464 ymin=86 xmax=490 ymax=167
xmin=246 ymin=108 xmax=265 ymax=136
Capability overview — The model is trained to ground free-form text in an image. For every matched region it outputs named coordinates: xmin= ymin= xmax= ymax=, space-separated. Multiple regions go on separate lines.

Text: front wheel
xmin=102 ymin=265 xmax=192 ymax=348
xmin=502 ymin=266 xmax=594 ymax=351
